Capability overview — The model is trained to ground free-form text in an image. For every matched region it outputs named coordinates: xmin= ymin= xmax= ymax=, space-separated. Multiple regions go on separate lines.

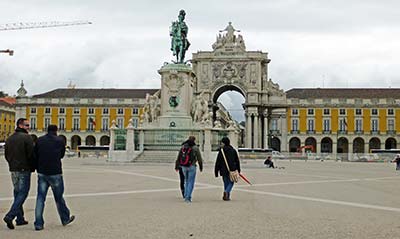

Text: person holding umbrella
xmin=214 ymin=137 xmax=241 ymax=201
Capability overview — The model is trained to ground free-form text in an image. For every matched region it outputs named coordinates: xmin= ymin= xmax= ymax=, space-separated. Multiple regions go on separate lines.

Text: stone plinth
xmin=158 ymin=63 xmax=194 ymax=128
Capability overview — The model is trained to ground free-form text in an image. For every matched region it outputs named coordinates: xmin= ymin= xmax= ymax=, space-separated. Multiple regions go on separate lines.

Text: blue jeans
xmin=397 ymin=162 xmax=400 ymax=170
xmin=5 ymin=172 xmax=31 ymax=223
xmin=181 ymin=165 xmax=197 ymax=202
xmin=34 ymin=174 xmax=71 ymax=227
xmin=222 ymin=175 xmax=234 ymax=194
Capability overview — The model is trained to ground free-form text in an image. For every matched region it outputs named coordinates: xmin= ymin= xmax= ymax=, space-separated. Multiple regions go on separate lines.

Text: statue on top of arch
xmin=212 ymin=22 xmax=246 ymax=51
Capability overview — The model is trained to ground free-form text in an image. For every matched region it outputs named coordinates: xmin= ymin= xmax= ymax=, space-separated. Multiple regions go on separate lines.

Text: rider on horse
xmin=170 ymin=10 xmax=190 ymax=63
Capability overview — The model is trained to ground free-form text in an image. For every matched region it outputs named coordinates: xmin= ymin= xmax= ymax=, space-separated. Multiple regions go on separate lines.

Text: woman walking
xmin=214 ymin=137 xmax=241 ymax=201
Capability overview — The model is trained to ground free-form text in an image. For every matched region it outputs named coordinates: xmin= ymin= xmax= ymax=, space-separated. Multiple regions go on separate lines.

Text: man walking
xmin=175 ymin=136 xmax=203 ymax=203
xmin=34 ymin=125 xmax=74 ymax=231
xmin=3 ymin=118 xmax=34 ymax=229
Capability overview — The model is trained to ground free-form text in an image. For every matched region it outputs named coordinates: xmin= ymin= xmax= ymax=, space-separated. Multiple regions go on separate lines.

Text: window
xmin=102 ymin=118 xmax=109 ymax=131
xmin=30 ymin=108 xmax=37 ymax=114
xmin=371 ymin=109 xmax=378 ymax=115
xmin=59 ymin=118 xmax=65 ymax=130
xmin=117 ymin=108 xmax=124 ymax=115
xmin=339 ymin=119 xmax=347 ymax=131
xmin=323 ymin=119 xmax=330 ymax=131
xmin=45 ymin=108 xmax=51 ymax=114
xmin=355 ymin=109 xmax=362 ymax=115
xmin=291 ymin=109 xmax=298 ymax=115
xmin=73 ymin=108 xmax=80 ymax=114
xmin=103 ymin=108 xmax=109 ymax=115
xmin=323 ymin=109 xmax=330 ymax=115
xmin=388 ymin=119 xmax=395 ymax=131
xmin=388 ymin=108 xmax=394 ymax=115
xmin=307 ymin=109 xmax=314 ymax=115
xmin=307 ymin=119 xmax=314 ymax=131
xmin=371 ymin=119 xmax=378 ymax=132
xmin=133 ymin=118 xmax=138 ymax=128
xmin=355 ymin=119 xmax=363 ymax=132
xmin=44 ymin=118 xmax=51 ymax=130
xmin=291 ymin=118 xmax=298 ymax=131
xmin=30 ymin=117 xmax=37 ymax=130
xmin=73 ymin=118 xmax=80 ymax=130
xmin=88 ymin=108 xmax=94 ymax=114
xmin=339 ymin=109 xmax=346 ymax=115
xmin=271 ymin=119 xmax=278 ymax=131
xmin=59 ymin=108 xmax=65 ymax=114
xmin=87 ymin=118 xmax=94 ymax=131
xmin=132 ymin=108 xmax=139 ymax=115
xmin=117 ymin=118 xmax=124 ymax=128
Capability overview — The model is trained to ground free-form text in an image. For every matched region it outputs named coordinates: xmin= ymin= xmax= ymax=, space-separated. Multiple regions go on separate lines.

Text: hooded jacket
xmin=175 ymin=139 xmax=203 ymax=171
xmin=214 ymin=144 xmax=241 ymax=177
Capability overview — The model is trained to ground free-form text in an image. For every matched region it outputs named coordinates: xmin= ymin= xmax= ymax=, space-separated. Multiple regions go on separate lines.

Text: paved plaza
xmin=1 ymin=156 xmax=400 ymax=239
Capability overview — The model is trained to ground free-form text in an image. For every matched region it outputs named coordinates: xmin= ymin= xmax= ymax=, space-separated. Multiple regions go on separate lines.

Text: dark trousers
xmin=179 ymin=167 xmax=185 ymax=197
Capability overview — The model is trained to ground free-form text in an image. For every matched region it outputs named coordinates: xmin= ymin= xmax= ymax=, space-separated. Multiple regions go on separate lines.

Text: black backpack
xmin=179 ymin=143 xmax=194 ymax=166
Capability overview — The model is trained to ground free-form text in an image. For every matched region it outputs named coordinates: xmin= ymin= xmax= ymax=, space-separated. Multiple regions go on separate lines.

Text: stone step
xmin=133 ymin=151 xmax=178 ymax=163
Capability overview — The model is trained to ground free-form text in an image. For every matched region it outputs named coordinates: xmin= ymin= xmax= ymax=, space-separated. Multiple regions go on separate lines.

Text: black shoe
xmin=3 ymin=217 xmax=14 ymax=230
xmin=62 ymin=215 xmax=75 ymax=226
xmin=16 ymin=220 xmax=28 ymax=226
xmin=35 ymin=226 xmax=43 ymax=231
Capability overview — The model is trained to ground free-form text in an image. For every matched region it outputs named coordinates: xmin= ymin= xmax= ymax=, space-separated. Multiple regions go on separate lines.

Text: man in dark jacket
xmin=33 ymin=125 xmax=74 ymax=231
xmin=175 ymin=136 xmax=203 ymax=203
xmin=214 ymin=137 xmax=241 ymax=201
xmin=3 ymin=118 xmax=34 ymax=230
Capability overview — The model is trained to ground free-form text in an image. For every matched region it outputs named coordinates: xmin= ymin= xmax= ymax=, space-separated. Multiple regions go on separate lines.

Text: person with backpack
xmin=175 ymin=136 xmax=203 ymax=203
xmin=214 ymin=137 xmax=240 ymax=201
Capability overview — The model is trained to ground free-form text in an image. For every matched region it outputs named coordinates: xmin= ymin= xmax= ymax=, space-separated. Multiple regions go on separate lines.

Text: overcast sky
xmin=1 ymin=0 xmax=399 ymax=121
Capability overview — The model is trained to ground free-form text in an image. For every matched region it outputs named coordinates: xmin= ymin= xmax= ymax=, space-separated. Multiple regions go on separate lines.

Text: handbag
xmin=221 ymin=148 xmax=239 ymax=183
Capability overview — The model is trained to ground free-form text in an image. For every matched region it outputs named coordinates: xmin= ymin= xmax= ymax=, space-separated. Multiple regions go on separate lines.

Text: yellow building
xmin=15 ymin=87 xmax=157 ymax=149
xmin=0 ymin=98 xmax=15 ymax=142
xmin=286 ymin=88 xmax=400 ymax=158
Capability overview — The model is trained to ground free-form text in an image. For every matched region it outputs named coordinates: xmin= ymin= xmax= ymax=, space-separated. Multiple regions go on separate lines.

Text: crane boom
xmin=0 ymin=20 xmax=92 ymax=31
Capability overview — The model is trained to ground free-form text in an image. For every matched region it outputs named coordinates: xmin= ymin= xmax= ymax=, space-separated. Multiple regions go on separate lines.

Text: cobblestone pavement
xmin=1 ymin=156 xmax=400 ymax=239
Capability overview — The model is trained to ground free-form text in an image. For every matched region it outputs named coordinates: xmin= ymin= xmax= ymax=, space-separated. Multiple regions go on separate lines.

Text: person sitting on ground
xmin=264 ymin=156 xmax=275 ymax=168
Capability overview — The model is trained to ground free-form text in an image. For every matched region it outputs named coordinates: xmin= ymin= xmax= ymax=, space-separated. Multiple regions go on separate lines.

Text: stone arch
xmin=321 ymin=137 xmax=333 ymax=153
xmin=85 ymin=135 xmax=96 ymax=146
xmin=271 ymin=137 xmax=281 ymax=152
xmin=305 ymin=137 xmax=317 ymax=153
xmin=71 ymin=135 xmax=81 ymax=150
xmin=289 ymin=137 xmax=300 ymax=152
xmin=369 ymin=137 xmax=380 ymax=151
xmin=337 ymin=137 xmax=349 ymax=154
xmin=353 ymin=137 xmax=365 ymax=153
xmin=100 ymin=135 xmax=110 ymax=146
xmin=385 ymin=138 xmax=396 ymax=149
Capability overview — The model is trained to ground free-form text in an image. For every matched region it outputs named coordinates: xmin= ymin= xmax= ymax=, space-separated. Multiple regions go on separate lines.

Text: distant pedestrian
xmin=33 ymin=125 xmax=75 ymax=231
xmin=214 ymin=137 xmax=241 ymax=201
xmin=3 ymin=118 xmax=34 ymax=230
xmin=175 ymin=136 xmax=203 ymax=203
xmin=394 ymin=154 xmax=400 ymax=171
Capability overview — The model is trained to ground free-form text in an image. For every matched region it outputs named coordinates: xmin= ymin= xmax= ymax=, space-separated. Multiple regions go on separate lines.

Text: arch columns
xmin=263 ymin=110 xmax=269 ymax=149
xmin=253 ymin=113 xmax=259 ymax=148
xmin=245 ymin=112 xmax=252 ymax=148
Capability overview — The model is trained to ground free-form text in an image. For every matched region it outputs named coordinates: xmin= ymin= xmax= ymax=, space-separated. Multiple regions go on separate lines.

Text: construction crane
xmin=0 ymin=49 xmax=13 ymax=56
xmin=0 ymin=20 xmax=92 ymax=55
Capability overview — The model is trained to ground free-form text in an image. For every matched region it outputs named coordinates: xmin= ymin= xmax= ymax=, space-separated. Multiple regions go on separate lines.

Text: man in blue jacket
xmin=33 ymin=125 xmax=74 ymax=231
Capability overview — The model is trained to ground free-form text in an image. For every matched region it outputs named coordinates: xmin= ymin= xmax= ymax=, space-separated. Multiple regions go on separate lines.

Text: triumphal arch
xmin=191 ymin=22 xmax=287 ymax=149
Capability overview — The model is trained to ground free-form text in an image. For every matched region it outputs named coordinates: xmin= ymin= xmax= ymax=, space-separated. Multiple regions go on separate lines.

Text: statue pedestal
xmin=158 ymin=63 xmax=194 ymax=128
